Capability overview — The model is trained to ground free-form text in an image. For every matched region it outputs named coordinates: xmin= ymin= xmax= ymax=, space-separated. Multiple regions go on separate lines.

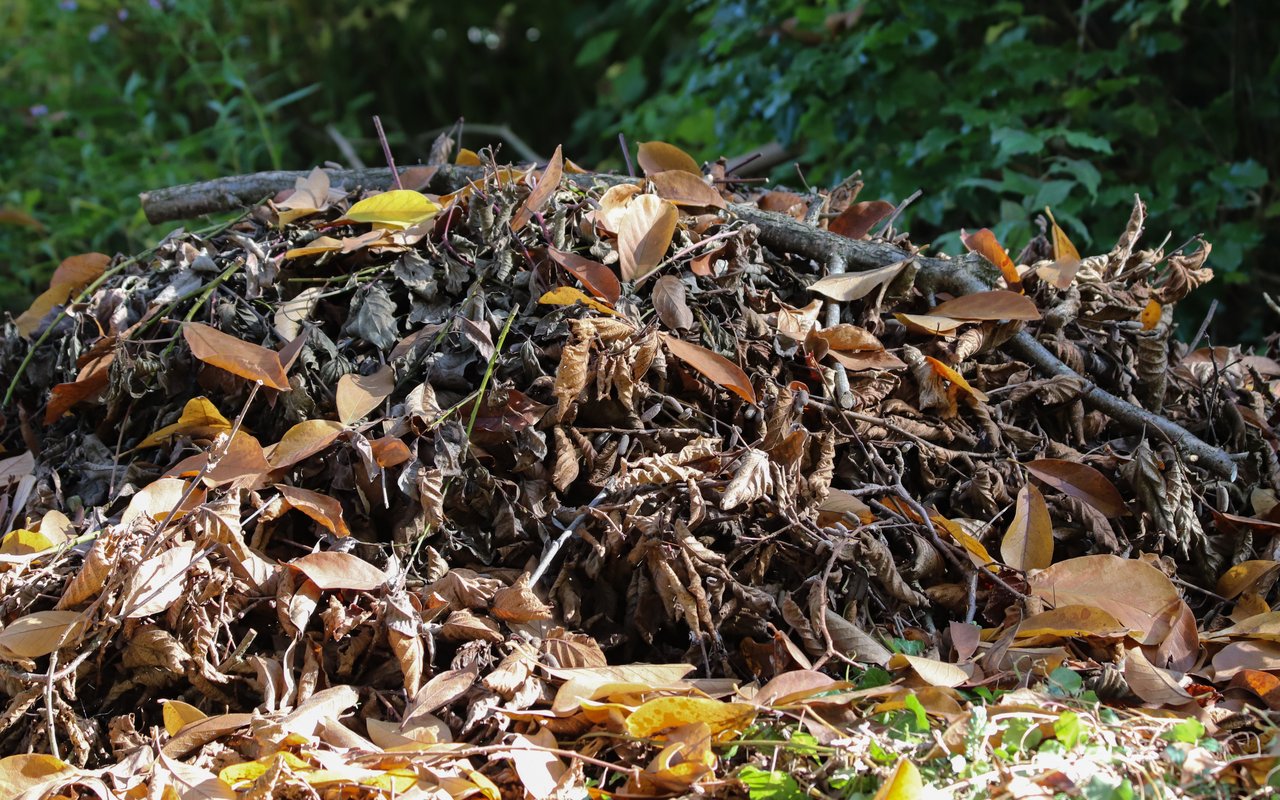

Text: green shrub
xmin=579 ymin=0 xmax=1278 ymax=337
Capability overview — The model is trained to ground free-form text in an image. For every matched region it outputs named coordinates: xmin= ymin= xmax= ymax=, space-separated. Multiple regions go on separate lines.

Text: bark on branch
xmin=138 ymin=167 xmax=1240 ymax=480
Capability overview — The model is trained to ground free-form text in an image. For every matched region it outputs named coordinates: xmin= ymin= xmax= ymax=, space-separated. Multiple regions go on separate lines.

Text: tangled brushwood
xmin=0 ymin=141 xmax=1278 ymax=798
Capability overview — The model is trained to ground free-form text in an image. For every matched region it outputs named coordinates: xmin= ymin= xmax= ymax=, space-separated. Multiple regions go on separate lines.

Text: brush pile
xmin=0 ymin=142 xmax=1278 ymax=798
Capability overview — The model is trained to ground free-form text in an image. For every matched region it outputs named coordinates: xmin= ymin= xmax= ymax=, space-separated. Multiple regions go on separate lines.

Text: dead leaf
xmin=961 ymin=228 xmax=1022 ymax=291
xmin=809 ymin=261 xmax=908 ymax=302
xmin=829 ymin=200 xmax=894 ymax=239
xmin=929 ymin=290 xmax=1040 ymax=321
xmin=547 ymin=248 xmax=621 ymax=304
xmin=183 ymin=323 xmax=291 ymax=391
xmin=1028 ymin=555 xmax=1179 ymax=643
xmin=336 ymin=365 xmax=395 ymax=425
xmin=1024 ymin=459 xmax=1128 ymax=518
xmin=513 ymin=145 xmax=564 ymax=230
xmin=618 ymin=195 xmax=678 ymax=282
xmin=15 ymin=252 xmax=110 ymax=336
xmin=276 ymin=484 xmax=352 ymax=538
xmin=652 ymin=275 xmax=694 ymax=330
xmin=650 ymin=170 xmax=726 ymax=209
xmin=289 ymin=551 xmax=387 ymax=592
xmin=661 ymin=334 xmax=756 ymax=404
xmin=0 ymin=610 xmax=86 ymax=659
xmin=1000 ymin=484 xmax=1054 ymax=571
xmin=637 ymin=141 xmax=701 ymax=176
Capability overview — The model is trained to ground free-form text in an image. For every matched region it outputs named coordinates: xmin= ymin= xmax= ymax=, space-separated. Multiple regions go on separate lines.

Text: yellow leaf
xmin=0 ymin=529 xmax=56 ymax=557
xmin=456 ymin=148 xmax=482 ymax=166
xmin=137 ymin=396 xmax=232 ymax=450
xmin=625 ymin=696 xmax=756 ymax=740
xmin=345 ymin=190 xmax=442 ymax=230
xmin=162 ymin=700 xmax=207 ymax=736
xmin=1045 ymin=207 xmax=1081 ymax=262
xmin=219 ymin=752 xmax=311 ymax=789
xmin=539 ymin=287 xmax=621 ymax=317
xmin=618 ymin=194 xmax=678 ymax=282
xmin=872 ymin=758 xmax=924 ymax=800
xmin=0 ymin=754 xmax=73 ymax=797
xmin=925 ymin=356 xmax=989 ymax=402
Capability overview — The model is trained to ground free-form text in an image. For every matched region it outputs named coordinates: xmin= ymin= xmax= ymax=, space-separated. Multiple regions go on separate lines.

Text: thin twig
xmin=373 ymin=115 xmax=402 ymax=190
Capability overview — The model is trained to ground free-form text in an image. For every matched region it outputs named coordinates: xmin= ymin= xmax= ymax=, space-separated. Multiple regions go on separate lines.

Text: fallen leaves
xmin=183 ymin=323 xmax=291 ymax=390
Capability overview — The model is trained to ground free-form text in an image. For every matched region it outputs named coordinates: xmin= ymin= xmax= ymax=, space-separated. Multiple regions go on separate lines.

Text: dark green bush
xmin=3 ymin=0 xmax=1276 ymax=339
xmin=578 ymin=0 xmax=1278 ymax=338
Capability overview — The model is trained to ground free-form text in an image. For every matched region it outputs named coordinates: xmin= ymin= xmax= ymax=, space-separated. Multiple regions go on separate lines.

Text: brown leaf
xmin=492 ymin=574 xmax=554 ymax=622
xmin=637 ymin=141 xmax=701 ymax=176
xmin=652 ymin=275 xmax=694 ymax=330
xmin=1024 ymin=459 xmax=1128 ymax=518
xmin=335 ymin=365 xmax=395 ymax=425
xmin=1028 ymin=555 xmax=1179 ymax=643
xmin=1000 ymin=484 xmax=1053 ymax=571
xmin=828 ymin=200 xmax=894 ymax=239
xmin=123 ymin=542 xmax=201 ymax=618
xmin=650 ymin=170 xmax=726 ymax=209
xmin=547 ymin=248 xmax=621 ymax=304
xmin=660 ymin=334 xmax=756 ymax=404
xmin=617 ymin=195 xmax=678 ymax=282
xmin=0 ymin=610 xmax=86 ymax=659
xmin=275 ymin=484 xmax=352 ymax=538
xmin=266 ymin=419 xmax=344 ymax=469
xmin=929 ymin=290 xmax=1041 ymax=321
xmin=961 ymin=228 xmax=1022 ymax=291
xmin=183 ymin=323 xmax=290 ymax=390
xmin=513 ymin=144 xmax=564 ymax=231
xmin=44 ymin=347 xmax=116 ymax=423
xmin=15 ymin=252 xmax=110 ymax=336
xmin=288 ymin=551 xmax=387 ymax=592
xmin=808 ymin=260 xmax=908 ymax=302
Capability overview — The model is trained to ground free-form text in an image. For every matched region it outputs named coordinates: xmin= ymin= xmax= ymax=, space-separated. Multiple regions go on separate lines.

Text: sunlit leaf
xmin=1000 ymin=484 xmax=1054 ymax=571
xmin=618 ymin=194 xmax=678 ymax=282
xmin=637 ymin=141 xmax=701 ymax=176
xmin=513 ymin=144 xmax=564 ymax=230
xmin=15 ymin=252 xmax=110 ymax=336
xmin=183 ymin=323 xmax=291 ymax=390
xmin=961 ymin=228 xmax=1021 ymax=292
xmin=661 ymin=334 xmax=756 ymax=404
xmin=345 ymin=189 xmax=442 ymax=229
xmin=539 ymin=286 xmax=621 ymax=317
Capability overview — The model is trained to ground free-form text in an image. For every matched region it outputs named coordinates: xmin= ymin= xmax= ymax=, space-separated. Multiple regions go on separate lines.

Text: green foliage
xmin=738 ymin=766 xmax=806 ymax=800
xmin=0 ymin=0 xmax=597 ymax=313
xmin=581 ymin=0 xmax=1278 ymax=337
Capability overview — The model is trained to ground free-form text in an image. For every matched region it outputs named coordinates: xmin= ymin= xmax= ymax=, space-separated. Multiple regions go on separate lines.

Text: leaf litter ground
xmin=1 ymin=142 xmax=1279 ymax=799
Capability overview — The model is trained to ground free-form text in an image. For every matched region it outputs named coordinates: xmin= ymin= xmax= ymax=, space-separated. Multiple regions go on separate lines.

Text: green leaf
xmin=1059 ymin=129 xmax=1113 ymax=154
xmin=1054 ymin=710 xmax=1083 ymax=749
xmin=1161 ymin=718 xmax=1205 ymax=744
xmin=738 ymin=766 xmax=805 ymax=800
xmin=1047 ymin=666 xmax=1084 ymax=698
xmin=991 ymin=127 xmax=1044 ymax=162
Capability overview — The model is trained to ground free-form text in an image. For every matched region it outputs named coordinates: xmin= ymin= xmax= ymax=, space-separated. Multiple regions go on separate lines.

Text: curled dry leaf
xmin=16 ymin=252 xmax=110 ymax=336
xmin=123 ymin=542 xmax=201 ymax=618
xmin=183 ymin=323 xmax=291 ymax=391
xmin=652 ymin=275 xmax=694 ymax=330
xmin=0 ymin=610 xmax=87 ymax=659
xmin=539 ymin=286 xmax=620 ymax=317
xmin=961 ymin=228 xmax=1022 ymax=291
xmin=660 ymin=334 xmax=756 ymax=404
xmin=512 ymin=144 xmax=564 ymax=231
xmin=1028 ymin=554 xmax=1179 ymax=643
xmin=137 ymin=396 xmax=231 ymax=450
xmin=617 ymin=194 xmax=678 ymax=282
xmin=275 ymin=484 xmax=352 ymax=538
xmin=121 ymin=477 xmax=206 ymax=527
xmin=344 ymin=189 xmax=442 ymax=229
xmin=266 ymin=419 xmax=344 ymax=469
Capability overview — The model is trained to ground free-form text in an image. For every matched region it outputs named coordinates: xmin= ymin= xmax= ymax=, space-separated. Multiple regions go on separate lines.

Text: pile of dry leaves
xmin=0 ymin=139 xmax=1278 ymax=799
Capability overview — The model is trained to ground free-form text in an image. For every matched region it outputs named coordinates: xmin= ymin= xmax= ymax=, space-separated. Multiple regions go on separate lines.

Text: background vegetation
xmin=2 ymin=0 xmax=1276 ymax=339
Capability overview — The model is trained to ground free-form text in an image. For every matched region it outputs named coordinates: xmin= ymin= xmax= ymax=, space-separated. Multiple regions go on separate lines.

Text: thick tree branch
xmin=138 ymin=167 xmax=1240 ymax=479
